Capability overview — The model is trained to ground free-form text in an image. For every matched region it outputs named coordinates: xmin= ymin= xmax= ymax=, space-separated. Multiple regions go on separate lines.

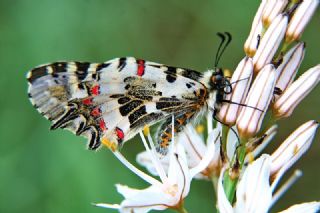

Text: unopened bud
xmin=217 ymin=57 xmax=253 ymax=125
xmin=237 ymin=65 xmax=276 ymax=138
xmin=271 ymin=120 xmax=318 ymax=180
xmin=275 ymin=42 xmax=305 ymax=93
xmin=253 ymin=14 xmax=288 ymax=72
xmin=273 ymin=65 xmax=320 ymax=118
xmin=286 ymin=0 xmax=319 ymax=43
xmin=244 ymin=0 xmax=268 ymax=57
xmin=262 ymin=0 xmax=288 ymax=27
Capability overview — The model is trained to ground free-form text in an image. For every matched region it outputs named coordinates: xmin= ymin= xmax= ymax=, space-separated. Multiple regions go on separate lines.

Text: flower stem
xmin=223 ymin=137 xmax=247 ymax=204
xmin=221 ymin=125 xmax=229 ymax=155
xmin=176 ymin=205 xmax=189 ymax=213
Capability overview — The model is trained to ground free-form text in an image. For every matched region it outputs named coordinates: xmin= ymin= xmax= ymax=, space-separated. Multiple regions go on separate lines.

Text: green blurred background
xmin=0 ymin=0 xmax=319 ymax=212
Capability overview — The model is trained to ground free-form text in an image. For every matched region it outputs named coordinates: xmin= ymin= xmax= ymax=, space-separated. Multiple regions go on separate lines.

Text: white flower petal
xmin=94 ymin=203 xmax=121 ymax=210
xmin=117 ymin=184 xmax=171 ymax=212
xmin=189 ymin=131 xmax=217 ymax=178
xmin=168 ymin=143 xmax=191 ymax=198
xmin=179 ymin=124 xmax=207 ymax=164
xmin=278 ymin=201 xmax=320 ymax=213
xmin=271 ymin=120 xmax=318 ymax=190
xmin=136 ymin=150 xmax=169 ymax=177
xmin=235 ymin=154 xmax=272 ymax=213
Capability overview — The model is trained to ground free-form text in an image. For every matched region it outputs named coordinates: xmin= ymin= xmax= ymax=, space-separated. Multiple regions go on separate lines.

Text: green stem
xmin=176 ymin=206 xmax=189 ymax=213
xmin=221 ymin=125 xmax=229 ymax=154
xmin=222 ymin=137 xmax=247 ymax=204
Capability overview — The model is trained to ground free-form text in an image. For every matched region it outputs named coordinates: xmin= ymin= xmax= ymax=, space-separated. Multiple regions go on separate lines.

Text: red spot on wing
xmin=99 ymin=119 xmax=107 ymax=131
xmin=91 ymin=107 xmax=101 ymax=117
xmin=137 ymin=59 xmax=145 ymax=77
xmin=115 ymin=127 xmax=124 ymax=140
xmin=82 ymin=98 xmax=93 ymax=105
xmin=91 ymin=85 xmax=100 ymax=96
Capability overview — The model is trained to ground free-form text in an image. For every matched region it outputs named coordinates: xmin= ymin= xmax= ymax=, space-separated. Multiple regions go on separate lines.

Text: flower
xmin=286 ymin=0 xmax=319 ymax=43
xmin=252 ymin=13 xmax=288 ymax=72
xmin=244 ymin=0 xmax=268 ymax=57
xmin=236 ymin=64 xmax=276 ymax=138
xmin=217 ymin=57 xmax=253 ymax=126
xmin=217 ymin=155 xmax=320 ymax=213
xmin=218 ymin=121 xmax=319 ymax=213
xmin=273 ymin=65 xmax=320 ymax=118
xmin=95 ymin=117 xmax=216 ymax=212
xmin=138 ymin=123 xmax=225 ymax=180
xmin=275 ymin=42 xmax=305 ymax=93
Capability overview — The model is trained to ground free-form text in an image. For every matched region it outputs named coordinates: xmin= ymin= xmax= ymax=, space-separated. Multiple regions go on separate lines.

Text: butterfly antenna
xmin=221 ymin=99 xmax=264 ymax=112
xmin=212 ymin=110 xmax=241 ymax=148
xmin=215 ymin=32 xmax=232 ymax=67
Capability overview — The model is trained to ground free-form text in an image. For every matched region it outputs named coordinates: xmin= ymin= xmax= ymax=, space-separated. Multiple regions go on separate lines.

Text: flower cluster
xmin=95 ymin=1 xmax=319 ymax=212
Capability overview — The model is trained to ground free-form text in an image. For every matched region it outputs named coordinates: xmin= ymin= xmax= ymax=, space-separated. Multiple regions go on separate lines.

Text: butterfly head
xmin=209 ymin=68 xmax=231 ymax=93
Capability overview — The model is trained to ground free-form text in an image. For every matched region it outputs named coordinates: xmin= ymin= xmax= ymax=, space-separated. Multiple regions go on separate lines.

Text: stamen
xmin=113 ymin=151 xmax=161 ymax=187
xmin=271 ymin=170 xmax=302 ymax=207
xmin=139 ymin=131 xmax=168 ymax=184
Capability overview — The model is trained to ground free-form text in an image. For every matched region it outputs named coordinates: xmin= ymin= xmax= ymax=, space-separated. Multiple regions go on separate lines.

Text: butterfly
xmin=27 ymin=34 xmax=233 ymax=155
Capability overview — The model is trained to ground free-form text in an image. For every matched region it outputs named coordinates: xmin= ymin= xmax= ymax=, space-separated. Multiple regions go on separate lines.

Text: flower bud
xmin=262 ymin=0 xmax=288 ymax=27
xmin=286 ymin=0 xmax=319 ymax=43
xmin=275 ymin=42 xmax=305 ymax=93
xmin=237 ymin=65 xmax=276 ymax=138
xmin=217 ymin=57 xmax=253 ymax=125
xmin=273 ymin=65 xmax=320 ymax=118
xmin=244 ymin=0 xmax=268 ymax=57
xmin=253 ymin=14 xmax=288 ymax=72
xmin=270 ymin=120 xmax=319 ymax=188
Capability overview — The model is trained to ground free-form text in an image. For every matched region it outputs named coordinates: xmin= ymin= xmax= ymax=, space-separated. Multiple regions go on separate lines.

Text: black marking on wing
xmin=118 ymin=96 xmax=131 ymax=104
xmin=156 ymin=99 xmax=183 ymax=111
xmin=75 ymin=62 xmax=90 ymax=81
xmin=87 ymin=126 xmax=100 ymax=150
xmin=51 ymin=62 xmax=68 ymax=73
xmin=118 ymin=57 xmax=127 ymax=71
xmin=96 ymin=63 xmax=110 ymax=72
xmin=165 ymin=66 xmax=177 ymax=75
xmin=110 ymin=94 xmax=125 ymax=98
xmin=180 ymin=69 xmax=203 ymax=81
xmin=164 ymin=66 xmax=177 ymax=83
xmin=27 ymin=66 xmax=47 ymax=83
xmin=119 ymin=100 xmax=143 ymax=116
xmin=128 ymin=105 xmax=147 ymax=125
xmin=166 ymin=74 xmax=177 ymax=83
xmin=148 ymin=64 xmax=161 ymax=69
xmin=130 ymin=112 xmax=164 ymax=129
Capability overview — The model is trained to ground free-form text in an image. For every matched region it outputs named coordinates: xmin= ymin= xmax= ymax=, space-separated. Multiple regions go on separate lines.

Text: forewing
xmin=27 ymin=57 xmax=207 ymax=150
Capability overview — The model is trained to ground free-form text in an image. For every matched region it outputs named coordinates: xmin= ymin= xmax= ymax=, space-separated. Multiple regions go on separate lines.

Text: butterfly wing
xmin=27 ymin=57 xmax=208 ymax=151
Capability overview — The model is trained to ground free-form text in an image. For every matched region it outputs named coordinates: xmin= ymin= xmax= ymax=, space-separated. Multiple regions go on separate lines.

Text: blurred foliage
xmin=0 ymin=0 xmax=319 ymax=213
